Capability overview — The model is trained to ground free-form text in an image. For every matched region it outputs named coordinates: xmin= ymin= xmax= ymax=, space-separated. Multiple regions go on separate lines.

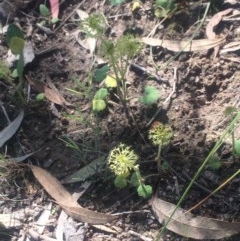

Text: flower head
xmin=108 ymin=143 xmax=138 ymax=178
xmin=148 ymin=122 xmax=173 ymax=147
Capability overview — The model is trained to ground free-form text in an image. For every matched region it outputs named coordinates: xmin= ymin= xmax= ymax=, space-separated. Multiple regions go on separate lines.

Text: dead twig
xmin=129 ymin=230 xmax=153 ymax=241
xmin=130 ymin=62 xmax=169 ymax=85
xmin=28 ymin=229 xmax=57 ymax=241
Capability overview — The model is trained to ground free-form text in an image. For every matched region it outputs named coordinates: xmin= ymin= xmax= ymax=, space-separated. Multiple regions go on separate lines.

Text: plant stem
xmin=156 ymin=145 xmax=162 ymax=172
xmin=110 ymin=55 xmax=132 ymax=125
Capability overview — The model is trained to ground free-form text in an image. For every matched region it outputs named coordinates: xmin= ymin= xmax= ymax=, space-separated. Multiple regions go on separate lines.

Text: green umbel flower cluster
xmin=108 ymin=143 xmax=138 ymax=178
xmin=148 ymin=122 xmax=173 ymax=147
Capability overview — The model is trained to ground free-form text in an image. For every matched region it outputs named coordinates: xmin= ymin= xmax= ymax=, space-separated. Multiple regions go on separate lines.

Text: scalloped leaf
xmin=92 ymin=99 xmax=106 ymax=112
xmin=105 ymin=75 xmax=117 ymax=88
xmin=130 ymin=172 xmax=140 ymax=187
xmin=94 ymin=88 xmax=108 ymax=100
xmin=114 ymin=176 xmax=127 ymax=188
xmin=140 ymin=86 xmax=160 ymax=105
xmin=137 ymin=184 xmax=152 ymax=199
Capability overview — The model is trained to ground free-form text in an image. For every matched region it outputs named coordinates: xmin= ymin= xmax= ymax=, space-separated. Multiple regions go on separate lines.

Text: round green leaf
xmin=6 ymin=24 xmax=24 ymax=47
xmin=51 ymin=17 xmax=59 ymax=24
xmin=92 ymin=99 xmax=106 ymax=112
xmin=36 ymin=93 xmax=45 ymax=101
xmin=11 ymin=69 xmax=18 ymax=78
xmin=39 ymin=4 xmax=50 ymax=17
xmin=208 ymin=155 xmax=222 ymax=170
xmin=130 ymin=172 xmax=140 ymax=187
xmin=105 ymin=75 xmax=117 ymax=88
xmin=94 ymin=65 xmax=109 ymax=82
xmin=9 ymin=37 xmax=25 ymax=55
xmin=114 ymin=176 xmax=127 ymax=188
xmin=137 ymin=184 xmax=152 ymax=199
xmin=140 ymin=86 xmax=160 ymax=105
xmin=94 ymin=88 xmax=108 ymax=100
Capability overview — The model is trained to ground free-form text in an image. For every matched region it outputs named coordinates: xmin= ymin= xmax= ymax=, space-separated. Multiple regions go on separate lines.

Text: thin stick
xmin=129 ymin=230 xmax=153 ymax=241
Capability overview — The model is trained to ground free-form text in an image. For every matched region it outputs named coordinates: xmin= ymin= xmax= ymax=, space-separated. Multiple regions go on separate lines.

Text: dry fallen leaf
xmin=60 ymin=204 xmax=116 ymax=224
xmin=0 ymin=110 xmax=24 ymax=148
xmin=206 ymin=8 xmax=233 ymax=59
xmin=151 ymin=197 xmax=240 ymax=239
xmin=141 ymin=36 xmax=226 ymax=52
xmin=30 ymin=165 xmax=116 ymax=224
xmin=25 ymin=75 xmax=71 ymax=106
xmin=206 ymin=8 xmax=233 ymax=39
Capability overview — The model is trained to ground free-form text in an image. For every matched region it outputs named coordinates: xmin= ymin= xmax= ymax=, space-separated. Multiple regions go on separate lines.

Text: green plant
xmin=207 ymin=154 xmax=222 ymax=170
xmin=92 ymin=88 xmax=108 ymax=112
xmin=82 ymin=14 xmax=160 ymax=120
xmin=100 ymin=35 xmax=141 ymax=118
xmin=39 ymin=4 xmax=59 ymax=24
xmin=0 ymin=61 xmax=11 ymax=81
xmin=148 ymin=122 xmax=173 ymax=171
xmin=110 ymin=0 xmax=126 ymax=6
xmin=108 ymin=143 xmax=152 ymax=198
xmin=154 ymin=0 xmax=177 ymax=18
xmin=155 ymin=111 xmax=240 ymax=240
xmin=140 ymin=86 xmax=160 ymax=105
xmin=6 ymin=24 xmax=26 ymax=103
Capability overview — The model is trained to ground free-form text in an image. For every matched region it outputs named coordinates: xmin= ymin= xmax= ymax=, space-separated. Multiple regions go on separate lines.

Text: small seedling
xmin=108 ymin=143 xmax=152 ymax=198
xmin=6 ymin=23 xmax=25 ymax=102
xmin=39 ymin=4 xmax=59 ymax=25
xmin=36 ymin=93 xmax=46 ymax=101
xmin=140 ymin=86 xmax=160 ymax=105
xmin=92 ymin=88 xmax=108 ymax=112
xmin=0 ymin=61 xmax=11 ymax=81
xmin=39 ymin=4 xmax=50 ymax=17
xmin=94 ymin=65 xmax=110 ymax=83
xmin=207 ymin=154 xmax=222 ymax=170
xmin=155 ymin=0 xmax=177 ymax=18
xmin=148 ymin=122 xmax=173 ymax=171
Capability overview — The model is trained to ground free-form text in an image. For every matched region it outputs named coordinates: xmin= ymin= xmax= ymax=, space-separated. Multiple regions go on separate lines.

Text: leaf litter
xmin=29 ymin=165 xmax=116 ymax=224
xmin=151 ymin=197 xmax=240 ymax=240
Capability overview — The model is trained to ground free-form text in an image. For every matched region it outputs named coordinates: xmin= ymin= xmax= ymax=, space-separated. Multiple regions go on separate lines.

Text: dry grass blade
xmin=141 ymin=36 xmax=226 ymax=52
xmin=151 ymin=197 xmax=240 ymax=239
xmin=30 ymin=165 xmax=116 ymax=224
